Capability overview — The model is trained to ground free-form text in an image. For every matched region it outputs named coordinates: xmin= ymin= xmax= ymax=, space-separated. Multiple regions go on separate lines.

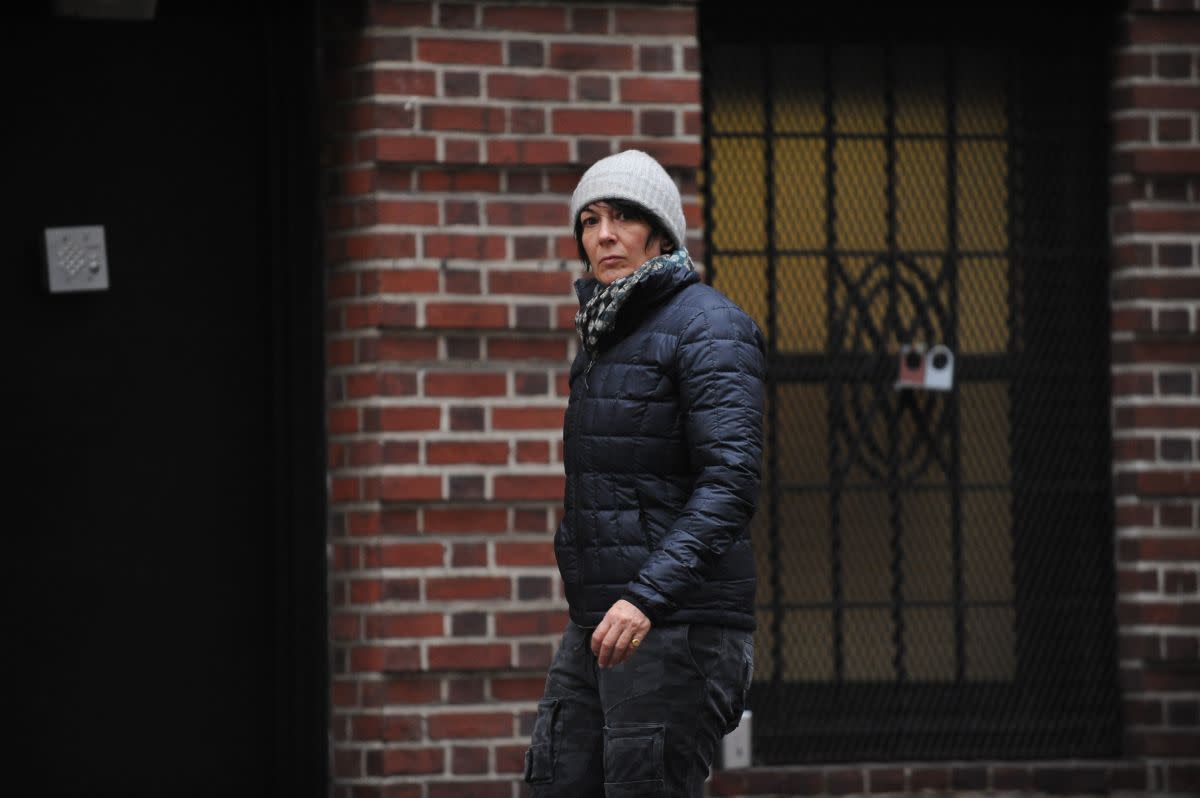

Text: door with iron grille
xmin=700 ymin=7 xmax=1120 ymax=762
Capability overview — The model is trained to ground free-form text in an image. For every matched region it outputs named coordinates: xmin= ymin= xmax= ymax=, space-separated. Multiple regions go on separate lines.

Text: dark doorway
xmin=5 ymin=4 xmax=327 ymax=794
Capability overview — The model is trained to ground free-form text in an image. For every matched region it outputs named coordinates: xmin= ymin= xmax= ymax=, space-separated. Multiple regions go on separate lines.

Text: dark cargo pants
xmin=524 ymin=621 xmax=754 ymax=797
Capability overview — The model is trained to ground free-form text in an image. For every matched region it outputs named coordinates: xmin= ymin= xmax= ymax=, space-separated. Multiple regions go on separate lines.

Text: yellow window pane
xmin=774 ymin=140 xmax=827 ymax=251
xmin=896 ymin=140 xmax=948 ymax=251
xmin=776 ymin=383 xmax=828 ymax=486
xmin=901 ymin=491 xmax=953 ymax=602
xmin=835 ymin=140 xmax=887 ymax=250
xmin=710 ymin=139 xmax=766 ymax=250
xmin=844 ymin=609 xmax=892 ymax=680
xmin=960 ymin=382 xmax=1011 ymax=484
xmin=957 ymin=140 xmax=1008 ymax=251
xmin=776 ymin=257 xmax=826 ymax=353
xmin=711 ymin=255 xmax=767 ymax=337
xmin=966 ymin=606 xmax=1016 ymax=680
xmin=840 ymin=490 xmax=892 ymax=603
xmin=905 ymin=608 xmax=956 ymax=681
xmin=778 ymin=491 xmax=832 ymax=604
xmin=959 ymin=258 xmax=1009 ymax=354
xmin=755 ymin=610 xmax=834 ymax=681
xmin=963 ymin=490 xmax=1014 ymax=602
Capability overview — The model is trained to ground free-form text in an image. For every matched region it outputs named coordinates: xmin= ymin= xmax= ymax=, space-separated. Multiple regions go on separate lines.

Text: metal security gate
xmin=700 ymin=7 xmax=1121 ymax=763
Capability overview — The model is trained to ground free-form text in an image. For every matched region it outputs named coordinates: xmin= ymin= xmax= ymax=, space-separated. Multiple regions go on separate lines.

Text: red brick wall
xmin=320 ymin=2 xmax=701 ymax=795
xmin=321 ymin=0 xmax=1199 ymax=796
xmin=1109 ymin=0 xmax=1200 ymax=794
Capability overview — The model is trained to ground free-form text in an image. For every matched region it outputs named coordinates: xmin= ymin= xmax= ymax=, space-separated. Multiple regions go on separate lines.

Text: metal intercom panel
xmin=44 ymin=225 xmax=110 ymax=293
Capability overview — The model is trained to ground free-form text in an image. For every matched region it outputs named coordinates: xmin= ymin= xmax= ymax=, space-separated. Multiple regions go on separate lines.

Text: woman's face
xmin=579 ymin=202 xmax=663 ymax=285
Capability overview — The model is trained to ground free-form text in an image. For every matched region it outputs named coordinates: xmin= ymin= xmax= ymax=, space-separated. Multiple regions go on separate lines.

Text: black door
xmin=5 ymin=5 xmax=326 ymax=794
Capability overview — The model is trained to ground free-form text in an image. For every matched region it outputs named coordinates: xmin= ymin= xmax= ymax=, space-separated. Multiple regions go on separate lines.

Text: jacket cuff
xmin=620 ymin=587 xmax=668 ymax=626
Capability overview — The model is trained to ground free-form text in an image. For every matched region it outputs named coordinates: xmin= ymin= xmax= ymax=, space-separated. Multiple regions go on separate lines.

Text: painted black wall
xmin=4 ymin=4 xmax=326 ymax=794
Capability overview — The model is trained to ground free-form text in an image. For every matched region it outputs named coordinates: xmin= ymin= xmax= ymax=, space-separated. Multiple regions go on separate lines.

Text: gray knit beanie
xmin=569 ymin=149 xmax=686 ymax=250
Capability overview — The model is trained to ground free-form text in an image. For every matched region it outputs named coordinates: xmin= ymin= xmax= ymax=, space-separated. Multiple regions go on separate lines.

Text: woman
xmin=524 ymin=149 xmax=766 ymax=797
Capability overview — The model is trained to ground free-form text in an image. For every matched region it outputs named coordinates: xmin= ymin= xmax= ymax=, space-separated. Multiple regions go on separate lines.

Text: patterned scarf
xmin=575 ymin=248 xmax=695 ymax=371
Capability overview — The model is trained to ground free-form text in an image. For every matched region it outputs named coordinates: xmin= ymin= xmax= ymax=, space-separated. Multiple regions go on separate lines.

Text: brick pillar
xmin=1111 ymin=2 xmax=1200 ymax=794
xmin=320 ymin=2 xmax=701 ymax=794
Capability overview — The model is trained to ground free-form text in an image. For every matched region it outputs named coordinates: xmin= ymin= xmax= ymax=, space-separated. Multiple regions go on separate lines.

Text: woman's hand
xmin=591 ymin=599 xmax=651 ymax=668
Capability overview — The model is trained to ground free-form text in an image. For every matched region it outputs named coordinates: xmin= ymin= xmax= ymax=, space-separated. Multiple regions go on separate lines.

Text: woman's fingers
xmin=609 ymin=625 xmax=639 ymax=667
xmin=591 ymin=599 xmax=651 ymax=668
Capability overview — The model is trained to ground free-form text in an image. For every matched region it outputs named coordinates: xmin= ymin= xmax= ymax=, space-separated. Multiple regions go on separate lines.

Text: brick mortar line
xmin=1113 ymin=430 xmax=1200 ymax=441
xmin=1112 ymin=77 xmax=1200 ymax=88
xmin=1110 ymin=396 xmax=1200 ymax=406
xmin=329 ymin=295 xmax=578 ymax=305
xmin=1113 ymin=298 xmax=1200 ymax=306
xmin=1117 ymin=598 xmax=1200 ymax=607
xmin=326 ymin=259 xmax=592 ymax=271
xmin=335 ymin=257 xmax=567 ymax=268
xmin=362 ymin=62 xmax=698 ymax=76
xmin=1111 ymin=363 xmax=1200 ymax=372
xmin=330 ymin=193 xmax=669 ymax=204
xmin=369 ymin=29 xmax=699 ymax=45
xmin=355 ymin=94 xmax=702 ymax=108
xmin=331 ymin=465 xmax=564 ymax=473
xmin=325 ymin=398 xmax=570 ymax=407
xmin=1109 ymin=263 xmax=1200 ymax=272
xmin=1115 ymin=43 xmax=1200 ymax=52
xmin=1123 ymin=193 xmax=1200 ymax=204
xmin=328 ymin=224 xmax=632 ymax=235
xmin=1121 ymin=552 xmax=1200 ymax=562
xmin=1113 ymin=494 xmax=1198 ymax=501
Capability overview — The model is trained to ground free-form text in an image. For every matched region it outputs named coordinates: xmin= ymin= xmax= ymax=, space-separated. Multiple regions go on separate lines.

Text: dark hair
xmin=574 ymin=197 xmax=677 ymax=268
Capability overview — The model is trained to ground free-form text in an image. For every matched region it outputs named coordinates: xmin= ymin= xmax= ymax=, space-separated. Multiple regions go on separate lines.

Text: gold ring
xmin=631 ymin=638 xmax=641 ymax=648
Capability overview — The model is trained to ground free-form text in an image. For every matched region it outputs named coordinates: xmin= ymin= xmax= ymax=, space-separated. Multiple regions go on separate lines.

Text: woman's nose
xmin=597 ymin=219 xmax=616 ymax=241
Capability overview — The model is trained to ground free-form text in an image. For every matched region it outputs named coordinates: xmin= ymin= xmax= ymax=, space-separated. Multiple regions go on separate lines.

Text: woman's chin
xmin=596 ymin=266 xmax=637 ymax=285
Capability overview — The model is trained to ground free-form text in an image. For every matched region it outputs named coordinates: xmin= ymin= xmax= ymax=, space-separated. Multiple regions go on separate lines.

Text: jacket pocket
xmin=603 ymin=722 xmax=666 ymax=796
xmin=523 ymin=697 xmax=561 ymax=784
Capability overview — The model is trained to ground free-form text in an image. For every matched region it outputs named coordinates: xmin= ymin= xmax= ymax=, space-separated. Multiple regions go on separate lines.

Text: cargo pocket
xmin=523 ymin=697 xmax=561 ymax=784
xmin=603 ymin=722 xmax=666 ymax=797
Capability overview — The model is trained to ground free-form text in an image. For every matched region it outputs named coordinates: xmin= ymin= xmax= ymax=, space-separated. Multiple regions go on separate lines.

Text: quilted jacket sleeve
xmin=621 ymin=303 xmax=766 ymax=623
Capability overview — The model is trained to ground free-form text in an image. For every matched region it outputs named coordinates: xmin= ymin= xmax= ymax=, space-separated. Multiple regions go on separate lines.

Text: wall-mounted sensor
xmin=44 ymin=225 xmax=109 ymax=293
xmin=895 ymin=343 xmax=954 ymax=392
xmin=924 ymin=345 xmax=954 ymax=391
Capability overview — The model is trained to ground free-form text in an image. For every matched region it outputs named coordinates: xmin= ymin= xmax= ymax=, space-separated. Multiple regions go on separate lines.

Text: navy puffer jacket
xmin=556 ymin=262 xmax=766 ymax=631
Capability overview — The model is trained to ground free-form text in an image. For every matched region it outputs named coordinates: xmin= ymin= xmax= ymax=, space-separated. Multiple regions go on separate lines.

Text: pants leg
xmin=597 ymin=624 xmax=754 ymax=798
xmin=527 ymin=623 xmax=605 ymax=798
xmin=525 ymin=622 xmax=754 ymax=798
